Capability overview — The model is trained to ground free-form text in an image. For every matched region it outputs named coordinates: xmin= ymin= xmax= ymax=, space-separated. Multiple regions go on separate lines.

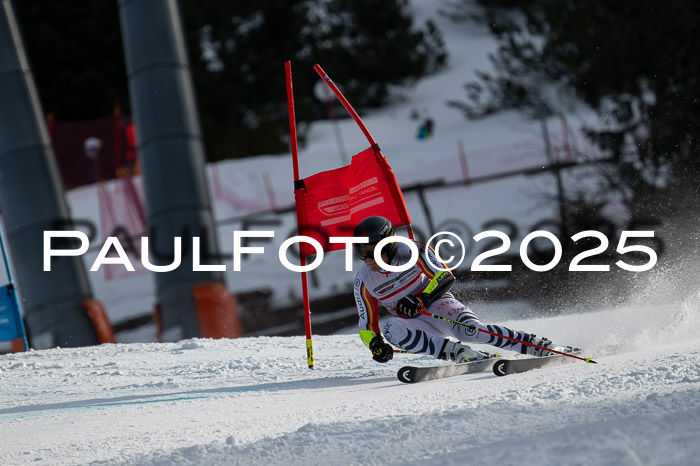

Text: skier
xmin=352 ymin=215 xmax=576 ymax=364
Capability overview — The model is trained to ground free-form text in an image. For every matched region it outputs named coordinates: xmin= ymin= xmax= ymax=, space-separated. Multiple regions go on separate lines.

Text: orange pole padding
xmin=83 ymin=300 xmax=117 ymax=344
xmin=192 ymin=282 xmax=243 ymax=339
xmin=11 ymin=338 xmax=25 ymax=353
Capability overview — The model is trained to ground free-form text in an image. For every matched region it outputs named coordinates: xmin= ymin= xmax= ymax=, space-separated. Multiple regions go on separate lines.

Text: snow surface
xmin=3 ymin=1 xmax=699 ymax=464
xmin=1 ymin=296 xmax=699 ymax=465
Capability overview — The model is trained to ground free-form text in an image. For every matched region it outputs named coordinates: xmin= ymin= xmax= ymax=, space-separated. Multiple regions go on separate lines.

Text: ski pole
xmin=393 ymin=349 xmax=413 ymax=354
xmin=416 ymin=309 xmax=597 ymax=364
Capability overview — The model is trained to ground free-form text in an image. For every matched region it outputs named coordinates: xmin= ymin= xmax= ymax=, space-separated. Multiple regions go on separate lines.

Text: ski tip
xmin=492 ymin=360 xmax=508 ymax=377
xmin=397 ymin=366 xmax=415 ymax=383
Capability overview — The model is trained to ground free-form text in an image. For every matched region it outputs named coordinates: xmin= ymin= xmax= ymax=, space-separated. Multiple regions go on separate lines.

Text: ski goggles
xmin=356 ymin=242 xmax=379 ymax=261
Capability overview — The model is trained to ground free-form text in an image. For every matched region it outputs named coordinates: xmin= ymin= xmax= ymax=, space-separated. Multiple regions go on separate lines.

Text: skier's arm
xmin=354 ymin=277 xmax=381 ymax=347
xmin=396 ymin=246 xmax=455 ymax=317
xmin=354 ymin=277 xmax=393 ymax=362
xmin=417 ymin=244 xmax=455 ymax=307
xmin=420 ymin=269 xmax=454 ymax=307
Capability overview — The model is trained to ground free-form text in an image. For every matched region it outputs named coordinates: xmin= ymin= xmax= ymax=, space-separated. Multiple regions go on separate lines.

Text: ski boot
xmin=440 ymin=340 xmax=497 ymax=363
xmin=523 ymin=334 xmax=579 ymax=356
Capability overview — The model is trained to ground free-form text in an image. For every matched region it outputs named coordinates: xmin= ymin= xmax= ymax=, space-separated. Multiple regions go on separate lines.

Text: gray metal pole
xmin=0 ymin=0 xmax=100 ymax=348
xmin=118 ymin=0 xmax=235 ymax=341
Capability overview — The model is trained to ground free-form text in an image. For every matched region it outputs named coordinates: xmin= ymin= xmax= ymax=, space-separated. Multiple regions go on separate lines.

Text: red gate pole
xmin=313 ymin=64 xmax=377 ymax=152
xmin=285 ymin=62 xmax=314 ymax=369
xmin=313 ymin=64 xmax=415 ymax=240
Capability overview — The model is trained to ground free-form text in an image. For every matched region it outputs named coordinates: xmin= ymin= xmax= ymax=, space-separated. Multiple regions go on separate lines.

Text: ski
xmin=492 ymin=353 xmax=581 ymax=376
xmin=397 ymin=358 xmax=497 ymax=383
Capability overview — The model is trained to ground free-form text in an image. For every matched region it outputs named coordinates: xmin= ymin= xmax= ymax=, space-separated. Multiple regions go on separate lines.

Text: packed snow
xmin=2 ymin=1 xmax=699 ymax=465
xmin=1 ymin=297 xmax=699 ymax=465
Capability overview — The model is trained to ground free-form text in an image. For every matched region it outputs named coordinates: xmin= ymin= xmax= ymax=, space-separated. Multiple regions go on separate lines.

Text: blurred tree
xmin=448 ymin=0 xmax=700 ymax=198
xmin=180 ymin=0 xmax=447 ymax=160
xmin=14 ymin=0 xmax=446 ymax=161
xmin=13 ymin=0 xmax=129 ymax=119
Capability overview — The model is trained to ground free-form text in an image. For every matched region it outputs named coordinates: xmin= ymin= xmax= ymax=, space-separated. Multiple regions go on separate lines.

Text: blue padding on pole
xmin=0 ymin=284 xmax=25 ymax=345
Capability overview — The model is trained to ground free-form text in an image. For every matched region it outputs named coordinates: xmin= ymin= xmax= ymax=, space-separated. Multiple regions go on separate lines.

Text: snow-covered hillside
xmin=1 ymin=297 xmax=698 ymax=465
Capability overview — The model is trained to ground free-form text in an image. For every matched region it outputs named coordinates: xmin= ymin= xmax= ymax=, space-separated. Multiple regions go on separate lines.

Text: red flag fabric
xmin=295 ymin=147 xmax=411 ymax=257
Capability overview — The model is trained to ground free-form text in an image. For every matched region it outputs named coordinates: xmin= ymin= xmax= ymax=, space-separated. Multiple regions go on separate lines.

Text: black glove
xmin=369 ymin=335 xmax=394 ymax=363
xmin=396 ymin=294 xmax=423 ymax=318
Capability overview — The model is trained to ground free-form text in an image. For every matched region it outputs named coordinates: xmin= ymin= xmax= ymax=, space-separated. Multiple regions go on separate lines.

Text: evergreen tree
xmin=13 ymin=0 xmax=129 ymax=119
xmin=180 ymin=0 xmax=447 ymax=160
xmin=448 ymin=0 xmax=700 ymax=197
xmin=14 ymin=0 xmax=447 ymax=161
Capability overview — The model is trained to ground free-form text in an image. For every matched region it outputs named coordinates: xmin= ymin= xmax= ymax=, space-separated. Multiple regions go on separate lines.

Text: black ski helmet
xmin=353 ymin=216 xmax=396 ymax=259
